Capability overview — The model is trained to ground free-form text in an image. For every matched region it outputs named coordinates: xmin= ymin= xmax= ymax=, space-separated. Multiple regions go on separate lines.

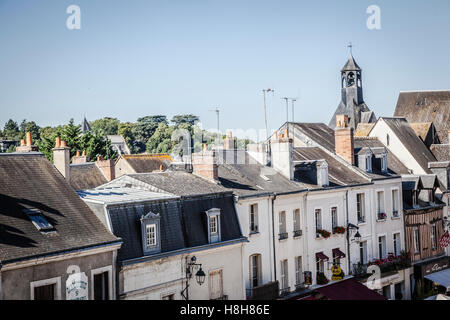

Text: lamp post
xmin=347 ymin=223 xmax=361 ymax=274
xmin=181 ymin=256 xmax=206 ymax=300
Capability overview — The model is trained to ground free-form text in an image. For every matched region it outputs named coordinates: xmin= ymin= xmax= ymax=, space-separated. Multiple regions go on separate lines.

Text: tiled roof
xmin=355 ymin=123 xmax=375 ymax=137
xmin=394 ymin=90 xmax=450 ymax=144
xmin=430 ymin=144 xmax=450 ymax=162
xmin=70 ymin=162 xmax=108 ymax=190
xmin=120 ymin=154 xmax=172 ymax=173
xmin=0 ymin=153 xmax=120 ymax=264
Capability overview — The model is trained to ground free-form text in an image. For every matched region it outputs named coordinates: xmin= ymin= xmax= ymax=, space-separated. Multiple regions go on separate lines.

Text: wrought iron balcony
xmin=278 ymin=232 xmax=288 ymax=240
xmin=293 ymin=229 xmax=302 ymax=237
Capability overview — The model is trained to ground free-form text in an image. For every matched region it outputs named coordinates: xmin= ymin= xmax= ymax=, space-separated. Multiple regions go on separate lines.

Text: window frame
xmin=356 ymin=193 xmax=365 ymax=223
xmin=90 ymin=265 xmax=113 ymax=301
xmin=30 ymin=276 xmax=61 ymax=300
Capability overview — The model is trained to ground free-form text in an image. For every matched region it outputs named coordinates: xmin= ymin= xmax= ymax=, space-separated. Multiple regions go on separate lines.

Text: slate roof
xmin=341 ymin=54 xmax=361 ymax=72
xmin=381 ymin=117 xmax=437 ymax=173
xmin=394 ymin=90 xmax=450 ymax=144
xmin=287 ymin=122 xmax=336 ymax=152
xmin=430 ymin=144 xmax=450 ymax=162
xmin=217 ymin=151 xmax=305 ymax=197
xmin=0 ymin=153 xmax=120 ymax=264
xmin=355 ymin=123 xmax=375 ymax=137
xmin=118 ymin=154 xmax=172 ymax=173
xmin=70 ymin=162 xmax=108 ymax=191
xmin=293 ymin=147 xmax=368 ymax=186
xmin=82 ymin=188 xmax=243 ymax=262
xmin=354 ymin=137 xmax=410 ymax=175
xmin=360 ymin=111 xmax=376 ymax=123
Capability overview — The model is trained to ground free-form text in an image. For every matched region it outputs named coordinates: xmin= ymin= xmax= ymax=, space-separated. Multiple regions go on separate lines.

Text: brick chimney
xmin=53 ymin=137 xmax=70 ymax=182
xmin=271 ymin=130 xmax=293 ymax=180
xmin=96 ymin=155 xmax=115 ymax=181
xmin=192 ymin=146 xmax=218 ymax=181
xmin=16 ymin=132 xmax=39 ymax=152
xmin=334 ymin=115 xmax=354 ymax=165
xmin=72 ymin=150 xmax=89 ymax=164
xmin=223 ymin=131 xmax=235 ymax=150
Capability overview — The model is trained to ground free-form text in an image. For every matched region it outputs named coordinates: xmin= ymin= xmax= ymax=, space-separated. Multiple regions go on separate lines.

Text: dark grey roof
xmin=287 ymin=122 xmax=336 ymax=152
xmin=381 ymin=117 xmax=437 ymax=173
xmin=293 ymin=147 xmax=368 ymax=186
xmin=128 ymin=171 xmax=229 ymax=196
xmin=0 ymin=153 xmax=120 ymax=264
xmin=70 ymin=162 xmax=108 ymax=191
xmin=394 ymin=90 xmax=450 ymax=144
xmin=354 ymin=137 xmax=410 ymax=175
xmin=430 ymin=144 xmax=450 ymax=162
xmin=81 ymin=117 xmax=92 ymax=133
xmin=401 ymin=176 xmax=422 ymax=191
xmin=96 ymin=191 xmax=243 ymax=261
xmin=341 ymin=54 xmax=361 ymax=72
xmin=360 ymin=111 xmax=376 ymax=123
xmin=217 ymin=152 xmax=305 ymax=197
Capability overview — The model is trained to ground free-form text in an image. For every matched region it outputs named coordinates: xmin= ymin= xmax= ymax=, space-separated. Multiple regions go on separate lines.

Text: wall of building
xmin=235 ymin=197 xmax=274 ymax=293
xmin=119 ymin=243 xmax=245 ymax=300
xmin=1 ymin=250 xmax=116 ymax=300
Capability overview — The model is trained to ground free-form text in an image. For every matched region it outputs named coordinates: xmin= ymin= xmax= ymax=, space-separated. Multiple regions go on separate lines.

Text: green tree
xmin=133 ymin=115 xmax=167 ymax=153
xmin=3 ymin=119 xmax=19 ymax=140
xmin=18 ymin=120 xmax=40 ymax=142
xmin=79 ymin=131 xmax=117 ymax=160
xmin=90 ymin=117 xmax=120 ymax=136
xmin=171 ymin=114 xmax=199 ymax=126
xmin=146 ymin=122 xmax=175 ymax=153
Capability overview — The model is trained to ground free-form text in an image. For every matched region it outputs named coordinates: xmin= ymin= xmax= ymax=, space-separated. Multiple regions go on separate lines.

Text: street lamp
xmin=347 ymin=223 xmax=361 ymax=242
xmin=181 ymin=256 xmax=205 ymax=300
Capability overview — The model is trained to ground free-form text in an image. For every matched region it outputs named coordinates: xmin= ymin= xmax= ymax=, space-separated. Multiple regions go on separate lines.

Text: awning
xmin=424 ymin=268 xmax=450 ymax=289
xmin=310 ymin=278 xmax=387 ymax=300
xmin=316 ymin=252 xmax=329 ymax=262
xmin=332 ymin=248 xmax=346 ymax=259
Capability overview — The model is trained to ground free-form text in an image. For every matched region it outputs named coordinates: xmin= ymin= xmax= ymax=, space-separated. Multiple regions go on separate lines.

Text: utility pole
xmin=262 ymin=89 xmax=274 ymax=141
xmin=209 ymin=107 xmax=220 ymax=147
xmin=282 ymin=97 xmax=289 ymax=136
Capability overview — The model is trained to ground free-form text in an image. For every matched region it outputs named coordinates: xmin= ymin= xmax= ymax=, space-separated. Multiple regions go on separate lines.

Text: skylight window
xmin=23 ymin=209 xmax=54 ymax=232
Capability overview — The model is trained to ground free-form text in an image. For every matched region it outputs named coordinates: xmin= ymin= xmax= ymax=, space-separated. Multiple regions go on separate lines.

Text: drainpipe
xmin=271 ymin=195 xmax=277 ymax=283
xmin=345 ymin=189 xmax=351 ymax=274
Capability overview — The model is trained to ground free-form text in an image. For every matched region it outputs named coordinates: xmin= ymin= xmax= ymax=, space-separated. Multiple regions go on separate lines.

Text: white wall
xmin=120 ymin=243 xmax=245 ymax=300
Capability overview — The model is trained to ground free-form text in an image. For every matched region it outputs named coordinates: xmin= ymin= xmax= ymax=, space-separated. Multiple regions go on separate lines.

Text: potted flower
xmin=316 ymin=272 xmax=329 ymax=285
xmin=378 ymin=212 xmax=387 ymax=220
xmin=333 ymin=226 xmax=346 ymax=234
xmin=316 ymin=229 xmax=331 ymax=239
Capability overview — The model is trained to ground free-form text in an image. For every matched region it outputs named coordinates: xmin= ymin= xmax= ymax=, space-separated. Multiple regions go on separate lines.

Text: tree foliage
xmin=90 ymin=117 xmax=120 ymax=136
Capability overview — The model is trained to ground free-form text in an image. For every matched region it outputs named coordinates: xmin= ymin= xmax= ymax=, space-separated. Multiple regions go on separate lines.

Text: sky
xmin=1 ymin=0 xmax=450 ymax=140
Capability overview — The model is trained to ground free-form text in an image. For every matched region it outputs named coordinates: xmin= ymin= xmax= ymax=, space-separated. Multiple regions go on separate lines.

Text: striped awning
xmin=332 ymin=248 xmax=346 ymax=259
xmin=316 ymin=252 xmax=329 ymax=262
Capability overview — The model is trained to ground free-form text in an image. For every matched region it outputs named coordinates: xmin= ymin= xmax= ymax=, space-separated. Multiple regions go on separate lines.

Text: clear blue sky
xmin=1 ymin=0 xmax=450 ymax=139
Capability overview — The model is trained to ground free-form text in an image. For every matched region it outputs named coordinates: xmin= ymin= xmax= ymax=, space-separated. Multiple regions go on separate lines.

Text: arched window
xmin=347 ymin=72 xmax=355 ymax=86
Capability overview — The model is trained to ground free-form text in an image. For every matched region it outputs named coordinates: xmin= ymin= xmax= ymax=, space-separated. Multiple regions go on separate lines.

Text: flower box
xmin=332 ymin=226 xmax=346 ymax=234
xmin=316 ymin=229 xmax=331 ymax=239
xmin=377 ymin=212 xmax=387 ymax=220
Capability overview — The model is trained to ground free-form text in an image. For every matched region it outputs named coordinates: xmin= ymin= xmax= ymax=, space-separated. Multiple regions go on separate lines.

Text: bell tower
xmin=329 ymin=46 xmax=375 ymax=130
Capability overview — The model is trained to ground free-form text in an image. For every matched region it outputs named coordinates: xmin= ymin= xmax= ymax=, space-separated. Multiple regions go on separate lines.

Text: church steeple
xmin=329 ymin=49 xmax=375 ymax=130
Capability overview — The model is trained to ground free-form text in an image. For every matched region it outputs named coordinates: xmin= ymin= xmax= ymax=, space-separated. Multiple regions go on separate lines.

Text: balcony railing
xmin=392 ymin=210 xmax=399 ymax=218
xmin=293 ymin=229 xmax=302 ymax=237
xmin=352 ymin=252 xmax=411 ymax=277
xmin=279 ymin=287 xmax=291 ymax=297
xmin=295 ymin=282 xmax=307 ymax=291
xmin=279 ymin=232 xmax=288 ymax=240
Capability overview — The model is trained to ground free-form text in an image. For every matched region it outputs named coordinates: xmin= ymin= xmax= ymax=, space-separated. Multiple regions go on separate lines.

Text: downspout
xmin=271 ymin=194 xmax=277 ymax=283
xmin=345 ymin=189 xmax=351 ymax=274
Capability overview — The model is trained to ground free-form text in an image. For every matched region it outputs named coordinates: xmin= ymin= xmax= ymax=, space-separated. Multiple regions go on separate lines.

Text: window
xmin=356 ymin=193 xmax=365 ymax=223
xmin=94 ymin=272 xmax=109 ymax=300
xmin=206 ymin=208 xmax=221 ymax=243
xmin=34 ymin=284 xmax=55 ymax=300
xmin=279 ymin=211 xmax=287 ymax=240
xmin=413 ymin=227 xmax=420 ymax=254
xmin=365 ymin=156 xmax=372 ymax=172
xmin=209 ymin=269 xmax=223 ymax=300
xmin=162 ymin=294 xmax=175 ymax=300
xmin=428 ymin=189 xmax=435 ymax=203
xmin=293 ymin=209 xmax=301 ymax=232
xmin=386 ymin=134 xmax=390 ymax=146
xmin=210 ymin=215 xmax=218 ymax=235
xmin=331 ymin=207 xmax=338 ymax=230
xmin=393 ymin=233 xmax=401 ymax=256
xmin=280 ymin=259 xmax=289 ymax=291
xmin=315 ymin=209 xmax=322 ymax=235
xmin=359 ymin=241 xmax=367 ymax=264
xmin=377 ymin=191 xmax=385 ymax=219
xmin=23 ymin=208 xmax=54 ymax=232
xmin=249 ymin=204 xmax=258 ymax=233
xmin=382 ymin=285 xmax=391 ymax=299
xmin=295 ymin=256 xmax=303 ymax=286
xmin=378 ymin=235 xmax=386 ymax=259
xmin=250 ymin=254 xmax=261 ymax=288
xmin=413 ymin=191 xmax=419 ymax=207
xmin=332 ymin=249 xmax=341 ymax=266
xmin=146 ymin=224 xmax=156 ymax=247
xmin=381 ymin=155 xmax=387 ymax=173
xmin=316 ymin=257 xmax=324 ymax=274
xmin=431 ymin=223 xmax=437 ymax=250
xmin=392 ymin=189 xmax=399 ymax=217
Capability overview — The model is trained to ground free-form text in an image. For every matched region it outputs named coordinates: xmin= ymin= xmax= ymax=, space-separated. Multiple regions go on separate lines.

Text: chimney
xmin=72 ymin=150 xmax=89 ymax=164
xmin=192 ymin=148 xmax=218 ymax=181
xmin=53 ymin=137 xmax=70 ymax=182
xmin=334 ymin=115 xmax=354 ymax=165
xmin=16 ymin=132 xmax=39 ymax=152
xmin=223 ymin=131 xmax=235 ymax=150
xmin=271 ymin=133 xmax=293 ymax=180
xmin=96 ymin=156 xmax=115 ymax=181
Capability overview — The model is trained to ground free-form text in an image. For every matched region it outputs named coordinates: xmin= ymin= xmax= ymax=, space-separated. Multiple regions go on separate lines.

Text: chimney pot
xmin=55 ymin=137 xmax=61 ymax=148
xmin=82 ymin=150 xmax=86 ymax=156
xmin=20 ymin=139 xmax=25 ymax=146
xmin=26 ymin=132 xmax=32 ymax=146
xmin=60 ymin=140 xmax=67 ymax=147
xmin=76 ymin=150 xmax=80 ymax=157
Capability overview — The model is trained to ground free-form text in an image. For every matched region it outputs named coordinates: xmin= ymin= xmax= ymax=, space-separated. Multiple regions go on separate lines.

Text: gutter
xmin=271 ymin=194 xmax=277 ymax=283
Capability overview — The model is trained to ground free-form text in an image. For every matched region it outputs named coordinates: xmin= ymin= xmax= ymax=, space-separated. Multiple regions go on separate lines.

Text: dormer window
xmin=206 ymin=208 xmax=221 ymax=244
xmin=141 ymin=210 xmax=161 ymax=255
xmin=318 ymin=161 xmax=329 ymax=187
xmin=381 ymin=155 xmax=387 ymax=173
xmin=357 ymin=149 xmax=373 ymax=173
